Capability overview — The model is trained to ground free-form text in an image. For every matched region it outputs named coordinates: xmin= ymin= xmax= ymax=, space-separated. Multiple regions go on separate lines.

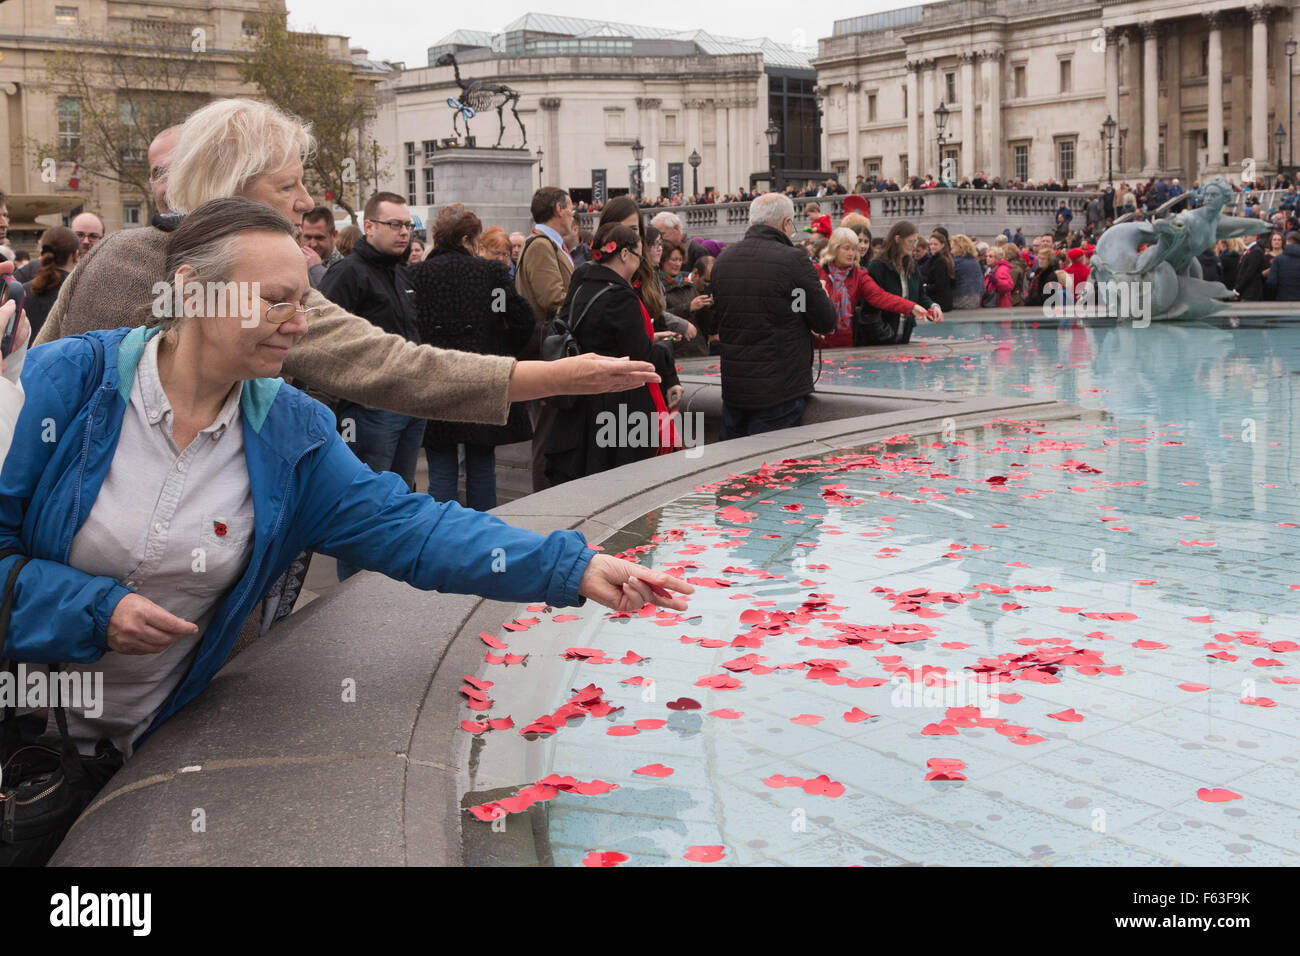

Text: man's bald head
xmin=70 ymin=212 xmax=105 ymax=255
xmin=148 ymin=126 xmax=183 ymax=213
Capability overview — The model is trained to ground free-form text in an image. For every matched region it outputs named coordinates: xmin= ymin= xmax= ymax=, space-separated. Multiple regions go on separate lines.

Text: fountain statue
xmin=1090 ymin=178 xmax=1271 ymax=322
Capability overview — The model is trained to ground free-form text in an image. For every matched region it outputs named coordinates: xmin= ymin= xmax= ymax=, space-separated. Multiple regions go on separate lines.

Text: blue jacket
xmin=0 ymin=326 xmax=594 ymax=747
xmin=1266 ymin=243 xmax=1300 ymax=301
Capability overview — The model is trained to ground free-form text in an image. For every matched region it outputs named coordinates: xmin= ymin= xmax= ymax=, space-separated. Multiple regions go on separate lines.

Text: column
xmin=1250 ymin=4 xmax=1271 ymax=168
xmin=960 ymin=53 xmax=976 ymax=178
xmin=0 ymin=84 xmax=12 ymax=192
xmin=906 ymin=64 xmax=920 ymax=180
xmin=1104 ymin=28 xmax=1120 ymax=125
xmin=928 ymin=61 xmax=943 ymax=176
xmin=540 ymin=98 xmax=561 ymax=188
xmin=1201 ymin=14 xmax=1222 ymax=170
xmin=1142 ymin=23 xmax=1160 ymax=173
xmin=981 ymin=50 xmax=1003 ymax=180
xmin=729 ymin=99 xmax=743 ymax=192
xmin=685 ymin=98 xmax=703 ymax=195
xmin=845 ymin=79 xmax=861 ymax=181
xmin=717 ymin=101 xmax=730 ymax=194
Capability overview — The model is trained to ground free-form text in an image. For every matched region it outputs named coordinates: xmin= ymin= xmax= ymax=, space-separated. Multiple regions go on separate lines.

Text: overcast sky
xmin=285 ymin=0 xmax=921 ymax=68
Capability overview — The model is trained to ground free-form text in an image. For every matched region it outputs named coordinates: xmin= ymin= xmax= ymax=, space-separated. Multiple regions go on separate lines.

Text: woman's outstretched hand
xmin=578 ymin=553 xmax=694 ymax=614
xmin=107 ymin=592 xmax=199 ymax=654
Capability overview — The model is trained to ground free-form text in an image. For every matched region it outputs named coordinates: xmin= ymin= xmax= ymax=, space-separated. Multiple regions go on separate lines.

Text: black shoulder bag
xmin=541 ymin=282 xmax=615 ymax=362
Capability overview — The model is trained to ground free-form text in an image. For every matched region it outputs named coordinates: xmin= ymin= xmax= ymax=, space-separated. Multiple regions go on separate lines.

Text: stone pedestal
xmin=419 ymin=147 xmax=537 ymax=237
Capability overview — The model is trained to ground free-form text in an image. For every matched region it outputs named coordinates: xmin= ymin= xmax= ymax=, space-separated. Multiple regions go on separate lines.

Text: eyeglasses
xmin=74 ymin=231 xmax=103 ymax=241
xmin=367 ymin=218 xmax=414 ymax=231
xmin=148 ymin=166 xmax=167 ymax=183
xmin=262 ymin=299 xmax=325 ymax=324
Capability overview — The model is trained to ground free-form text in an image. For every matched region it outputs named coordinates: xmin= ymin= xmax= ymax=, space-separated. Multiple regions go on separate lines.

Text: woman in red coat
xmin=816 ymin=227 xmax=929 ymax=347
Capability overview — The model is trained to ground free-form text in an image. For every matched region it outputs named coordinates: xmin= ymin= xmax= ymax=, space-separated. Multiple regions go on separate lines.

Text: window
xmin=54 ymin=6 xmax=78 ymax=22
xmin=665 ymin=112 xmax=677 ymax=140
xmin=118 ymin=100 xmax=144 ymax=164
xmin=1118 ymin=129 xmax=1126 ymax=170
xmin=57 ymin=97 xmax=81 ymax=152
xmin=866 ymin=158 xmax=881 ymax=177
xmin=241 ymin=20 xmax=259 ymax=37
xmin=1059 ymin=59 xmax=1072 ymax=94
xmin=901 ymin=154 xmax=909 ymax=180
xmin=122 ymin=203 xmax=142 ymax=227
xmin=1013 ymin=144 xmax=1029 ymax=182
xmin=1200 ymin=39 xmax=1209 ymax=76
xmin=605 ymin=109 xmax=624 ymax=139
xmin=424 ymin=166 xmax=435 ymax=205
xmin=945 ymin=72 xmax=956 ymax=104
xmin=1157 ymin=126 xmax=1166 ymax=170
xmin=1014 ymin=65 xmax=1026 ymax=99
xmin=902 ymin=83 xmax=908 ymax=118
xmin=405 ymin=168 xmax=416 ymax=206
xmin=1057 ymin=138 xmax=1076 ymax=181
xmin=422 ymin=139 xmax=436 ymax=158
xmin=1157 ymin=45 xmax=1165 ymax=82
xmin=405 ymin=142 xmax=415 ymax=167
xmin=867 ymin=93 xmax=877 ymax=122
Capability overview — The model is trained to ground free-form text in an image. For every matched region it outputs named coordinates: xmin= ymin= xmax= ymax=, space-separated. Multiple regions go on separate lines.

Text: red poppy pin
xmin=603 ymin=240 xmax=617 ymax=254
xmin=213 ymin=521 xmax=227 ymax=537
xmin=632 ymin=278 xmax=642 ymax=289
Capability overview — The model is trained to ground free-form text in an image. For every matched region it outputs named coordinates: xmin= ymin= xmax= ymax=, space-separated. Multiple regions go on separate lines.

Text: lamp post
xmin=1286 ymin=35 xmax=1297 ymax=179
xmin=933 ymin=102 xmax=950 ymax=182
xmin=1102 ymin=113 xmax=1117 ymax=189
xmin=688 ymin=148 xmax=701 ymax=200
xmin=536 ymin=146 xmax=543 ymax=189
xmin=631 ymin=139 xmax=644 ymax=201
xmin=765 ymin=121 xmax=780 ymax=192
xmin=1276 ymin=124 xmax=1287 ymax=183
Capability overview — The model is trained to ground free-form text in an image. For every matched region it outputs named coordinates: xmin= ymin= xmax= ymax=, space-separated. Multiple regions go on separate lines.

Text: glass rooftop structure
xmin=427 ymin=13 xmax=814 ymax=72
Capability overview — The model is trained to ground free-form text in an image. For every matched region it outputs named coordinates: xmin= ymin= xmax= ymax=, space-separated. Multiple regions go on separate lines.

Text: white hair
xmin=819 ymin=227 xmax=859 ymax=267
xmin=166 ymin=99 xmax=315 ymax=214
xmin=650 ymin=211 xmax=682 ymax=232
xmin=750 ymin=192 xmax=794 ymax=229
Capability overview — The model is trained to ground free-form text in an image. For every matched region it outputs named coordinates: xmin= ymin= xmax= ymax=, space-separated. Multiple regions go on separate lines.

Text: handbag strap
xmin=568 ymin=283 xmax=615 ymax=337
xmin=0 ymin=548 xmax=32 ymax=756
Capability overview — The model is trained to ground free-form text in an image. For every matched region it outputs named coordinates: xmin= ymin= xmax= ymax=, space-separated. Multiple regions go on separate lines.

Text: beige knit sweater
xmin=34 ymin=227 xmax=515 ymax=424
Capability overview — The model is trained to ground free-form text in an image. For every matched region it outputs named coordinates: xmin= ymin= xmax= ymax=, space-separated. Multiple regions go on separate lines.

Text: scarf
xmin=659 ymin=269 xmax=689 ymax=289
xmin=637 ymin=298 xmax=681 ymax=453
xmin=825 ymin=264 xmax=854 ymax=334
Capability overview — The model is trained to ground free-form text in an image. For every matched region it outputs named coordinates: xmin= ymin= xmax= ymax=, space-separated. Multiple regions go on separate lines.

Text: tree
xmin=32 ymin=24 xmax=212 ymax=214
xmin=239 ymin=8 xmax=386 ymax=224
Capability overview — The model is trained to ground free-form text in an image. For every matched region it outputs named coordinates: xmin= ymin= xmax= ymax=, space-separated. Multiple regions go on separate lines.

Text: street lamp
xmin=765 ymin=121 xmax=780 ymax=192
xmin=1102 ymin=114 xmax=1117 ymax=189
xmin=631 ymin=139 xmax=644 ymax=201
xmin=536 ymin=146 xmax=543 ymax=189
xmin=1286 ymin=35 xmax=1297 ymax=178
xmin=1275 ymin=124 xmax=1287 ymax=180
xmin=688 ymin=148 xmax=701 ymax=199
xmin=933 ymin=102 xmax=950 ymax=181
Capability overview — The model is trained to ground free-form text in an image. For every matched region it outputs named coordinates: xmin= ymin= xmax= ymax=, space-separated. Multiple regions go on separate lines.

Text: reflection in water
xmin=464 ymin=318 xmax=1300 ymax=867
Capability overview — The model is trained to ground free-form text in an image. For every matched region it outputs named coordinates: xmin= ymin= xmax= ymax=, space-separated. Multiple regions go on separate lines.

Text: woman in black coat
xmin=409 ymin=205 xmax=534 ymax=511
xmin=20 ymin=226 xmax=79 ymax=341
xmin=546 ymin=224 xmax=683 ymax=486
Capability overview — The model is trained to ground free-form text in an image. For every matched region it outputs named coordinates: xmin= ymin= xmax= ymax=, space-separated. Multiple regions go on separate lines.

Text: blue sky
xmin=286 ymin=0 xmax=921 ymax=69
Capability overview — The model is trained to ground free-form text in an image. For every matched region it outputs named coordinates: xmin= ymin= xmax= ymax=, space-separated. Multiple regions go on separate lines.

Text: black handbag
xmin=0 ymin=549 xmax=123 ymax=866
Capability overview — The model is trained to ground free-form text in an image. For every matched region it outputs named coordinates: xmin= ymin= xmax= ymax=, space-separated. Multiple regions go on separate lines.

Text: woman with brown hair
xmin=923 ymin=230 xmax=956 ymax=312
xmin=865 ymin=220 xmax=943 ymax=343
xmin=21 ymin=226 xmax=79 ymax=340
xmin=409 ymin=205 xmax=534 ymax=511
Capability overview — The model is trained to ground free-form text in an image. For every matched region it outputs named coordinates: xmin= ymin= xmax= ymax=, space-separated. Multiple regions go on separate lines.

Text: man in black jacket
xmin=319 ymin=191 xmax=423 ymax=578
xmin=711 ymin=193 xmax=836 ymax=439
xmin=1234 ymin=236 xmax=1269 ymax=301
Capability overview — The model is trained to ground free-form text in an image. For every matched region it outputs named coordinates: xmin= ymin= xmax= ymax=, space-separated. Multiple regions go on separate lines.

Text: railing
xmin=578 ymin=189 xmax=1102 ymax=244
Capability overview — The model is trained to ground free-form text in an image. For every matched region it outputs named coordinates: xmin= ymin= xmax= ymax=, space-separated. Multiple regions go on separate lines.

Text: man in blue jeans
xmin=319 ymin=192 xmax=424 ymax=580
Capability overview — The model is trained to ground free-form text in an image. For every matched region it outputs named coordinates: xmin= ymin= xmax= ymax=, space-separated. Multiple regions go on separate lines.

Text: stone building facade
xmin=814 ymin=0 xmax=1300 ymax=187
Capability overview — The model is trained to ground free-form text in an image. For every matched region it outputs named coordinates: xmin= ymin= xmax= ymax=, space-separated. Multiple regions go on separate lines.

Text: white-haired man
xmin=709 ymin=193 xmax=836 ymax=440
xmin=650 ymin=211 xmax=711 ymax=272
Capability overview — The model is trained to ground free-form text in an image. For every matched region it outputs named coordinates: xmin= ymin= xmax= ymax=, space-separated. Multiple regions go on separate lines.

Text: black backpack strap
xmin=569 ymin=282 xmax=615 ymax=336
xmin=0 ymin=548 xmax=32 ymax=755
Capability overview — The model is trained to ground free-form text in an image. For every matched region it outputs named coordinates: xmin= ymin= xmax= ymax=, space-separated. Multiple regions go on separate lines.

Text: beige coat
xmin=34 ymin=226 xmax=516 ymax=425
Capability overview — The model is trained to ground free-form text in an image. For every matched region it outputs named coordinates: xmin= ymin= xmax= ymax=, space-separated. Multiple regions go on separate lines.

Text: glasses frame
xmin=261 ymin=299 xmax=325 ymax=325
xmin=367 ymin=218 xmax=415 ymax=231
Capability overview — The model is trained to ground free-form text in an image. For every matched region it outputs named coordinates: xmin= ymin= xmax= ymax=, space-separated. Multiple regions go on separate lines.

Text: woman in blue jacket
xmin=0 ymin=199 xmax=692 ymax=766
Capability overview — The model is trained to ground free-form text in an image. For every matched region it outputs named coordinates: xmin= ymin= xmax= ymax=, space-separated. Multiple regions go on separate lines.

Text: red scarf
xmin=638 ymin=299 xmax=682 ymax=453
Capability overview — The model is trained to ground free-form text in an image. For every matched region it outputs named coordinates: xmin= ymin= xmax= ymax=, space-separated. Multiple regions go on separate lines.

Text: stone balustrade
xmin=576 ymin=189 xmax=1102 ymax=245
